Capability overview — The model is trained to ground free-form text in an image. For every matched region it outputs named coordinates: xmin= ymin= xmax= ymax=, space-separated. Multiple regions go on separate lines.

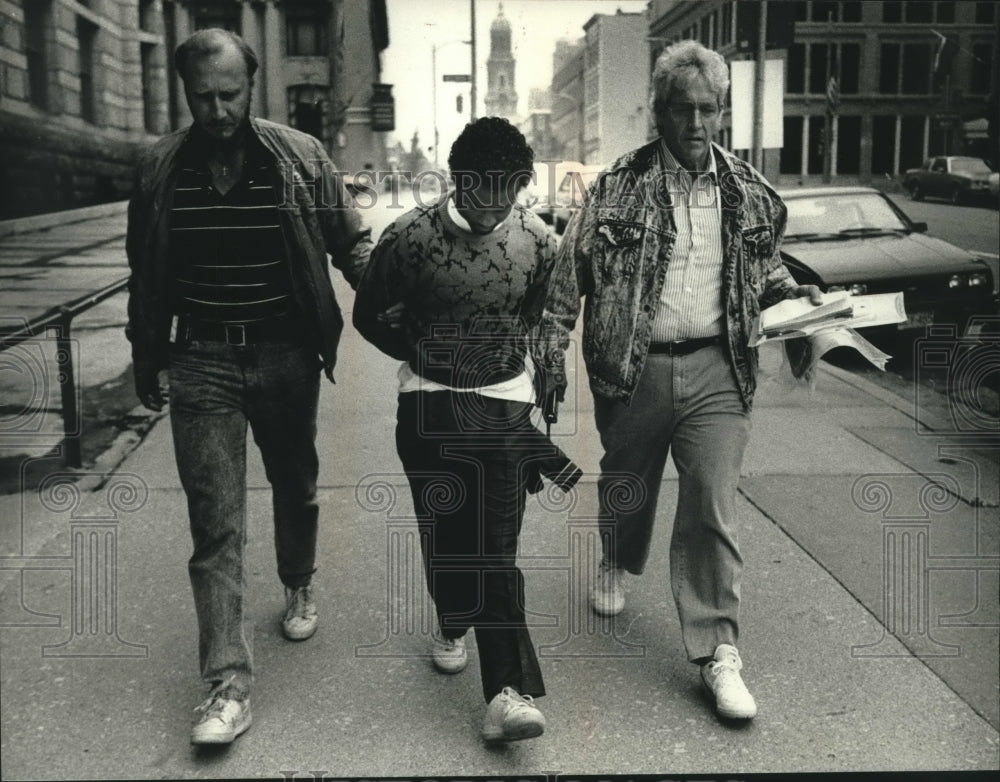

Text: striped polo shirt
xmin=169 ymin=137 xmax=293 ymax=324
xmin=649 ymin=141 xmax=725 ymax=342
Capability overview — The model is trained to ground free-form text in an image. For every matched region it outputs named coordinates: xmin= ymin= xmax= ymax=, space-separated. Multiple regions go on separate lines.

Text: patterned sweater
xmin=353 ymin=193 xmax=558 ymax=389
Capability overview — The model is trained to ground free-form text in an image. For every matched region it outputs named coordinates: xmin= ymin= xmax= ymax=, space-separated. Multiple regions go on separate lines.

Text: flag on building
xmin=826 ymin=76 xmax=840 ymax=116
xmin=932 ymin=29 xmax=958 ymax=91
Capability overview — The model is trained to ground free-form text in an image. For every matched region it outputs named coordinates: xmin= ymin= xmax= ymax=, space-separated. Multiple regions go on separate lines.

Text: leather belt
xmin=179 ymin=317 xmax=304 ymax=346
xmin=647 ymin=335 xmax=721 ymax=356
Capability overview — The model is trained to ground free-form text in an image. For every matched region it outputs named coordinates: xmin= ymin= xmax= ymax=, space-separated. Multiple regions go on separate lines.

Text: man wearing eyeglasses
xmin=541 ymin=39 xmax=820 ymax=721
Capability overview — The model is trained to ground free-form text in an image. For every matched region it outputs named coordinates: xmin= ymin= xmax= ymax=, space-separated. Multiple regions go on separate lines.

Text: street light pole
xmin=470 ymin=0 xmax=477 ymax=121
xmin=433 ymin=44 xmax=439 ymax=169
xmin=432 ymin=39 xmax=472 ymax=169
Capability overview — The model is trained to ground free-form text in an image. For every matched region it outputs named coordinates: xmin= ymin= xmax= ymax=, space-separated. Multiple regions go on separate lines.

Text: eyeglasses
xmin=664 ymin=102 xmax=722 ymax=120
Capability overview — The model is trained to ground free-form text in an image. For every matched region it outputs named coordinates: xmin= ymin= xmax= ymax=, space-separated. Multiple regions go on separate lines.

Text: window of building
xmin=139 ymin=0 xmax=156 ymax=32
xmin=879 ymin=43 xmax=900 ymax=93
xmin=812 ymin=1 xmax=839 ymax=22
xmin=975 ymin=2 xmax=996 ymax=24
xmin=808 ymin=115 xmax=826 ymax=174
xmin=883 ymin=3 xmax=902 ymax=23
xmin=935 ymin=2 xmax=955 ymax=23
xmin=25 ymin=0 xmax=50 ymax=110
xmin=780 ymin=115 xmax=803 ymax=174
xmin=901 ymin=43 xmax=931 ymax=93
xmin=787 ymin=44 xmax=805 ymax=93
xmin=842 ymin=2 xmax=862 ymax=22
xmin=840 ymin=43 xmax=860 ymax=93
xmin=141 ymin=42 xmax=156 ymax=132
xmin=809 ymin=44 xmax=830 ymax=95
xmin=76 ymin=15 xmax=98 ymax=123
xmin=721 ymin=2 xmax=734 ymax=45
xmin=286 ymin=2 xmax=329 ymax=56
xmin=288 ymin=85 xmax=326 ymax=144
xmin=871 ymin=115 xmax=896 ymax=174
xmin=905 ymin=2 xmax=933 ymax=23
xmin=193 ymin=1 xmax=241 ymax=33
xmin=899 ymin=115 xmax=925 ymax=170
xmin=970 ymin=43 xmax=994 ymax=94
xmin=928 ymin=122 xmax=953 ymax=156
xmin=709 ymin=10 xmax=719 ymax=49
xmin=836 ymin=115 xmax=861 ymax=174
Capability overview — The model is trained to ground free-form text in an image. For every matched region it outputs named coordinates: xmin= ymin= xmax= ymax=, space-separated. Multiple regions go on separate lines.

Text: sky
xmin=380 ymin=0 xmax=648 ymax=166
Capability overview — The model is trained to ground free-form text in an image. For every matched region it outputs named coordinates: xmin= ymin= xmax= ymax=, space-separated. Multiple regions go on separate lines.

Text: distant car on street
xmin=551 ymin=164 xmax=604 ymax=234
xmin=902 ymin=156 xmax=995 ymax=205
xmin=778 ymin=187 xmax=995 ymax=334
xmin=989 ymin=171 xmax=999 ymax=205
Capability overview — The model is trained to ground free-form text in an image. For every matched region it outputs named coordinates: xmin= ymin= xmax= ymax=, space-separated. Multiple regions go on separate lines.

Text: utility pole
xmin=752 ymin=0 xmax=767 ymax=171
xmin=470 ymin=0 xmax=477 ymax=121
xmin=822 ymin=12 xmax=833 ymax=183
xmin=432 ymin=45 xmax=439 ymax=168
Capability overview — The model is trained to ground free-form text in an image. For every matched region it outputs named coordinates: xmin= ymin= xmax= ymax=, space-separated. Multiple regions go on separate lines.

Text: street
xmin=0 ymin=183 xmax=998 ymax=778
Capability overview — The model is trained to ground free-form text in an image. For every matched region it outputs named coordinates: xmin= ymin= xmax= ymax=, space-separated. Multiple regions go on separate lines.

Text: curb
xmin=0 ymin=201 xmax=129 ymax=239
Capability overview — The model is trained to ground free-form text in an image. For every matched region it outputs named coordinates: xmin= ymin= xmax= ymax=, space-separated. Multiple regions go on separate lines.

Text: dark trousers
xmin=395 ymin=391 xmax=545 ymax=702
xmin=168 ymin=339 xmax=321 ymax=693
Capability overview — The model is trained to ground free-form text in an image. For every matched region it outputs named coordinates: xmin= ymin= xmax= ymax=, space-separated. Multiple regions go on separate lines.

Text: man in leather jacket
xmin=126 ymin=28 xmax=371 ymax=744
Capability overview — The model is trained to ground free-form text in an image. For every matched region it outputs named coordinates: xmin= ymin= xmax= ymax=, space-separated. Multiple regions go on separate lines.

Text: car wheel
xmin=908 ymin=182 xmax=923 ymax=201
xmin=950 ymin=187 xmax=962 ymax=205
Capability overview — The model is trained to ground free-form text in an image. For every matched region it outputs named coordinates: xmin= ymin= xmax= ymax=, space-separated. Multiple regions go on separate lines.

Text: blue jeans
xmin=593 ymin=344 xmax=752 ymax=662
xmin=168 ymin=339 xmax=321 ymax=694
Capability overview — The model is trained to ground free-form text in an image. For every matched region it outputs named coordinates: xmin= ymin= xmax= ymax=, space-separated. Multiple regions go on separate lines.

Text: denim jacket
xmin=126 ymin=117 xmax=372 ymax=382
xmin=541 ymin=139 xmax=797 ymax=409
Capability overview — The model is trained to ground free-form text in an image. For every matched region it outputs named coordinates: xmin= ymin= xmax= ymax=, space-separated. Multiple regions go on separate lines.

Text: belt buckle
xmin=225 ymin=324 xmax=246 ymax=346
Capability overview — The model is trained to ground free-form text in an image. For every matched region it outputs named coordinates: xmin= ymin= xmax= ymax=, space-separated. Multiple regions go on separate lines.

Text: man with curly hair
xmin=542 ymin=40 xmax=821 ymax=721
xmin=354 ymin=117 xmax=578 ymax=742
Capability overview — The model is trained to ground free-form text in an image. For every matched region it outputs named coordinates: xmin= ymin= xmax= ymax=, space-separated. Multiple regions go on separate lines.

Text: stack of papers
xmin=753 ymin=292 xmax=907 ymax=345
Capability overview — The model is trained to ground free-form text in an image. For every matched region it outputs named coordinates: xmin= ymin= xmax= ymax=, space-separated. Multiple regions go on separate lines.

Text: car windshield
xmin=784 ymin=193 xmax=909 ymax=237
xmin=951 ymin=158 xmax=992 ymax=175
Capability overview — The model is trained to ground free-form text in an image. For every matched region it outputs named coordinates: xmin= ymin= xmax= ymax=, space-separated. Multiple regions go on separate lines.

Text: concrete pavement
xmin=1 ymin=208 xmax=998 ymax=778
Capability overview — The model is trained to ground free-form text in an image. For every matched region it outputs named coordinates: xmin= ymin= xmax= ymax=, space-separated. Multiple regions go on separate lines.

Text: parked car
xmin=902 ymin=156 xmax=995 ymax=204
xmin=778 ymin=187 xmax=995 ymax=334
xmin=989 ymin=171 xmax=999 ymax=205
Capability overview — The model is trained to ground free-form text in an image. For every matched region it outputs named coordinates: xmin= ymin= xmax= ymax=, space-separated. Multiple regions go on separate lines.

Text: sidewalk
xmin=1 ymin=256 xmax=998 ymax=779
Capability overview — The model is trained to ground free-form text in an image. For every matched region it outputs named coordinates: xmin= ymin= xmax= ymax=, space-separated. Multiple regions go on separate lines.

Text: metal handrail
xmin=1 ymin=275 xmax=131 ymax=468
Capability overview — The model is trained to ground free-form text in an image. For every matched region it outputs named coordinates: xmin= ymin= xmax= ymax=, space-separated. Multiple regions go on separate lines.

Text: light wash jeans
xmin=593 ymin=343 xmax=752 ymax=662
xmin=168 ymin=339 xmax=321 ymax=695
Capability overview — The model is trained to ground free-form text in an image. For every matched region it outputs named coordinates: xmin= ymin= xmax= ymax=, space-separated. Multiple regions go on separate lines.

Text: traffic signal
xmin=456 ymin=94 xmax=463 ymax=113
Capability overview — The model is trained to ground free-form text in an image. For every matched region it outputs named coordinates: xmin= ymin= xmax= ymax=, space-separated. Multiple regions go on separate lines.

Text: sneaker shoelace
xmin=287 ymin=586 xmax=314 ymax=618
xmin=194 ymin=674 xmax=238 ymax=715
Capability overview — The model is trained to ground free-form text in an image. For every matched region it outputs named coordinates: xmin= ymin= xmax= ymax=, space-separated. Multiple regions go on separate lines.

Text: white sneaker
xmin=590 ymin=559 xmax=625 ymax=616
xmin=282 ymin=585 xmax=318 ymax=641
xmin=700 ymin=643 xmax=758 ymax=720
xmin=431 ymin=628 xmax=467 ymax=673
xmin=481 ymin=686 xmax=546 ymax=742
xmin=191 ymin=679 xmax=252 ymax=744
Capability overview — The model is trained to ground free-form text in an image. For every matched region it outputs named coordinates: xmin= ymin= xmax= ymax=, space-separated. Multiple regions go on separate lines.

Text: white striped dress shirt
xmin=649 ymin=141 xmax=725 ymax=342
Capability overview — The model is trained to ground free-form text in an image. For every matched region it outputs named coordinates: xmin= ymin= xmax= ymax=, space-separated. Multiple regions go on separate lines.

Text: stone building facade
xmin=0 ymin=0 xmax=390 ymax=219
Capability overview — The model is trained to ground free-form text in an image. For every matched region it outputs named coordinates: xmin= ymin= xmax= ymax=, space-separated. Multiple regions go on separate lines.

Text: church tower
xmin=484 ymin=3 xmax=518 ymax=119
